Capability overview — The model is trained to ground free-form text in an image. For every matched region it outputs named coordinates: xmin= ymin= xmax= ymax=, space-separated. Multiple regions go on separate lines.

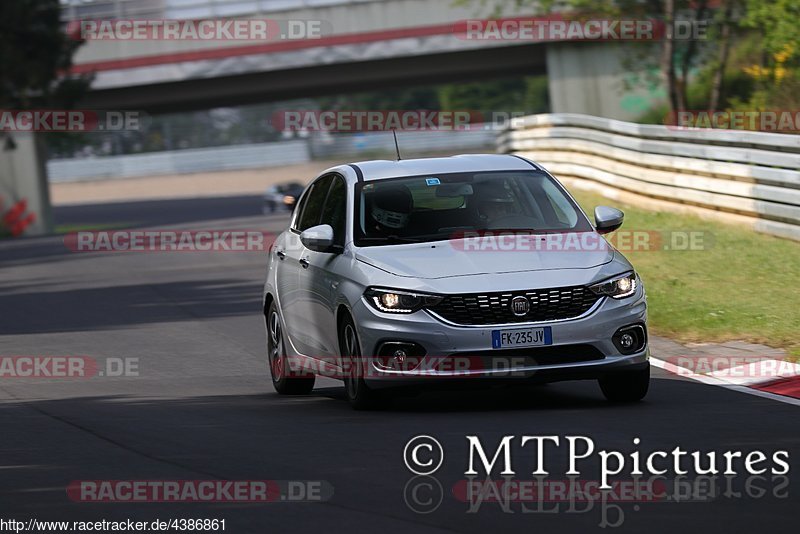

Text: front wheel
xmin=266 ymin=302 xmax=315 ymax=395
xmin=339 ymin=314 xmax=386 ymax=410
xmin=598 ymin=364 xmax=649 ymax=402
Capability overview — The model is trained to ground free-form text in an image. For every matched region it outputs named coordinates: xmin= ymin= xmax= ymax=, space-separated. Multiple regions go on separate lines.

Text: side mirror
xmin=594 ymin=206 xmax=624 ymax=234
xmin=300 ymin=224 xmax=335 ymax=252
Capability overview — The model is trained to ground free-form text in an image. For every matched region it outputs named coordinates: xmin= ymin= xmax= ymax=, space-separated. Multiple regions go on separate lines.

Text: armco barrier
xmin=498 ymin=113 xmax=800 ymax=242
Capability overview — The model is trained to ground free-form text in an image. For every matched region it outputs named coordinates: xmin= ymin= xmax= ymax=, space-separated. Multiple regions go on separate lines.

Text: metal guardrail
xmin=46 ymin=128 xmax=496 ymax=182
xmin=499 ymin=113 xmax=800 ymax=241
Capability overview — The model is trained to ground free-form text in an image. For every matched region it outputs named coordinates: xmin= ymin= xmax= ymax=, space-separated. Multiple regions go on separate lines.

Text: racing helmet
xmin=369 ymin=185 xmax=413 ymax=230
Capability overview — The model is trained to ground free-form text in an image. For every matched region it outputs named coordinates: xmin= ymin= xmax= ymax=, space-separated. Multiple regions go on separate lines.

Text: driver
xmin=475 ymin=182 xmax=515 ymax=223
xmin=368 ymin=185 xmax=413 ymax=234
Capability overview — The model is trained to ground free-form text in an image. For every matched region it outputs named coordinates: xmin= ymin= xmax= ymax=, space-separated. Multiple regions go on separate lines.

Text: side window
xmin=296 ymin=175 xmax=332 ymax=231
xmin=291 ymin=183 xmax=314 ymax=231
xmin=320 ymin=176 xmax=347 ymax=247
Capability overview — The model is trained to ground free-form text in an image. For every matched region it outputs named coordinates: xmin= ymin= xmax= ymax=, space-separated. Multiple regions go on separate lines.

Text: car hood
xmin=354 ymin=233 xmax=615 ymax=279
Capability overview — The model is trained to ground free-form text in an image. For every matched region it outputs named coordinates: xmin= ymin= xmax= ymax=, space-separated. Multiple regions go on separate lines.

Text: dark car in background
xmin=263 ymin=182 xmax=306 ymax=214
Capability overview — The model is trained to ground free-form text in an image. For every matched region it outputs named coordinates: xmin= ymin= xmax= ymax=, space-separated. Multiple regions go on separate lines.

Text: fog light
xmin=612 ymin=324 xmax=647 ymax=355
xmin=392 ymin=349 xmax=408 ymax=367
xmin=374 ymin=342 xmax=426 ymax=371
xmin=619 ymin=333 xmax=635 ymax=349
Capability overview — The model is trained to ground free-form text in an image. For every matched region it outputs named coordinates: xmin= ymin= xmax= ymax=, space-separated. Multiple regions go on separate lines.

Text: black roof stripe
xmin=348 ymin=163 xmax=364 ymax=182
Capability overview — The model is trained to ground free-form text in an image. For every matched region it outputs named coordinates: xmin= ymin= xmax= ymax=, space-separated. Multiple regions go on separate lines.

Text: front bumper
xmin=352 ymin=288 xmax=648 ymax=389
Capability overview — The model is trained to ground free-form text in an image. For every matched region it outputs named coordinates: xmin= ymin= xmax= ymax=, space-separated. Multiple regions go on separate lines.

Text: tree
xmin=0 ymin=0 xmax=90 ymax=110
xmin=708 ymin=1 xmax=740 ymax=112
xmin=738 ymin=0 xmax=800 ymax=110
xmin=459 ymin=0 xmax=718 ymax=117
xmin=0 ymin=0 xmax=89 ymax=235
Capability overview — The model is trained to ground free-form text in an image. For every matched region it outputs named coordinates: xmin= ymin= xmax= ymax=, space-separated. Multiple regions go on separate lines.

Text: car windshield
xmin=354 ymin=170 xmax=592 ymax=246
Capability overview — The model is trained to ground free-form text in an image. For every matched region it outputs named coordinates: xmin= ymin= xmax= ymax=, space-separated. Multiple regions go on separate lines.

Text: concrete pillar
xmin=0 ymin=132 xmax=53 ymax=236
xmin=546 ymin=41 xmax=664 ymax=121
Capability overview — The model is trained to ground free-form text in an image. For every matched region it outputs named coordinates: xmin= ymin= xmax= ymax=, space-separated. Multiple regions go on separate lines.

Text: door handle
xmin=275 ymin=249 xmax=286 ymax=260
xmin=299 ymin=257 xmax=310 ymax=269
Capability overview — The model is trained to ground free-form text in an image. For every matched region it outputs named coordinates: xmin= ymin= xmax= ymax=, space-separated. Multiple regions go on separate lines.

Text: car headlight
xmin=364 ymin=288 xmax=442 ymax=314
xmin=589 ymin=272 xmax=637 ymax=299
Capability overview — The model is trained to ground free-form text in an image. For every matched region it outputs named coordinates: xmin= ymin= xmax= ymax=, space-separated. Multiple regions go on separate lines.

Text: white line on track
xmin=650 ymin=357 xmax=800 ymax=407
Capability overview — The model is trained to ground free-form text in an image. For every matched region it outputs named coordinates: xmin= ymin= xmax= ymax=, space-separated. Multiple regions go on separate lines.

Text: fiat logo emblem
xmin=510 ymin=296 xmax=530 ymax=316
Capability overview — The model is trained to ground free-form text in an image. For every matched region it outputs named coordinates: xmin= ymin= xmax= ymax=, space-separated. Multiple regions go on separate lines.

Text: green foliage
xmin=0 ymin=0 xmax=90 ymax=109
xmin=318 ymin=86 xmax=442 ymax=113
xmin=0 ymin=0 xmax=91 ymax=158
xmin=741 ymin=0 xmax=800 ymax=57
xmin=439 ymin=75 xmax=549 ymax=113
xmin=571 ymin=188 xmax=800 ymax=353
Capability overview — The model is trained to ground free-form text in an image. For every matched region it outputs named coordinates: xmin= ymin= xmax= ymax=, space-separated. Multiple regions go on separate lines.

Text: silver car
xmin=262 ymin=154 xmax=649 ymax=409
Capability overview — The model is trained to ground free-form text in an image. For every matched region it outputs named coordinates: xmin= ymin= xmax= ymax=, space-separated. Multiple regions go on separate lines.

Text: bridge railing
xmin=59 ymin=0 xmax=387 ymax=21
xmin=498 ymin=113 xmax=800 ymax=241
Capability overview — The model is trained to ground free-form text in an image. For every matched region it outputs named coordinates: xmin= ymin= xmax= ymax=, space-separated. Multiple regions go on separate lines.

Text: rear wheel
xmin=339 ymin=314 xmax=386 ymax=410
xmin=599 ymin=364 xmax=649 ymax=402
xmin=267 ymin=302 xmax=315 ymax=395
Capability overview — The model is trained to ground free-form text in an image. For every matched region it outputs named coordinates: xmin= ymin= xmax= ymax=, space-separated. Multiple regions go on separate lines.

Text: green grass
xmin=570 ymin=189 xmax=800 ymax=355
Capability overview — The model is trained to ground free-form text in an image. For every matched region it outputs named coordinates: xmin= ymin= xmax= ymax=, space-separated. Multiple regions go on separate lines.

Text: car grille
xmin=426 ymin=286 xmax=600 ymax=325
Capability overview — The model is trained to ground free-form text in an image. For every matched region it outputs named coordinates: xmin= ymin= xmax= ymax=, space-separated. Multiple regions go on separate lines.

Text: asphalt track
xmin=0 ymin=196 xmax=797 ymax=533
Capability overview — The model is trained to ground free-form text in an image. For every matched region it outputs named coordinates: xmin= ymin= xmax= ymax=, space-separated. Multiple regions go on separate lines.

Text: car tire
xmin=598 ymin=364 xmax=649 ymax=402
xmin=339 ymin=314 xmax=386 ymax=410
xmin=266 ymin=302 xmax=315 ymax=395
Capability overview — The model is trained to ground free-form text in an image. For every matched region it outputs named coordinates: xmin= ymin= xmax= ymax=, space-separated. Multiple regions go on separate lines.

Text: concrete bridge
xmin=1 ymin=0 xmax=662 ymax=237
xmin=63 ymin=0 xmax=658 ymax=119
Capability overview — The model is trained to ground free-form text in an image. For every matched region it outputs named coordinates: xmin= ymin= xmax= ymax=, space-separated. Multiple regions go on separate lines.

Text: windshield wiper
xmin=474 ymin=227 xmax=539 ymax=234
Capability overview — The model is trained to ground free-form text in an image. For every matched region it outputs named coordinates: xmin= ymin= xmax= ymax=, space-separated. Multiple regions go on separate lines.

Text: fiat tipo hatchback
xmin=262 ymin=155 xmax=648 ymax=408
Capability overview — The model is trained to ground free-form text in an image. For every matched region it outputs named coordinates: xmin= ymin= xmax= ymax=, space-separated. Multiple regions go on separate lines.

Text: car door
xmin=299 ymin=174 xmax=348 ymax=364
xmin=278 ymin=175 xmax=331 ymax=356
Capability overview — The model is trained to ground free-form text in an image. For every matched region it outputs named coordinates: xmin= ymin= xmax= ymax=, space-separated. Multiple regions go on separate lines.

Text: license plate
xmin=491 ymin=327 xmax=552 ymax=349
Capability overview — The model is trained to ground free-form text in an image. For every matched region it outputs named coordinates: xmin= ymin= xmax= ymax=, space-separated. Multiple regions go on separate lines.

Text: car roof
xmin=344 ymin=154 xmax=540 ymax=181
